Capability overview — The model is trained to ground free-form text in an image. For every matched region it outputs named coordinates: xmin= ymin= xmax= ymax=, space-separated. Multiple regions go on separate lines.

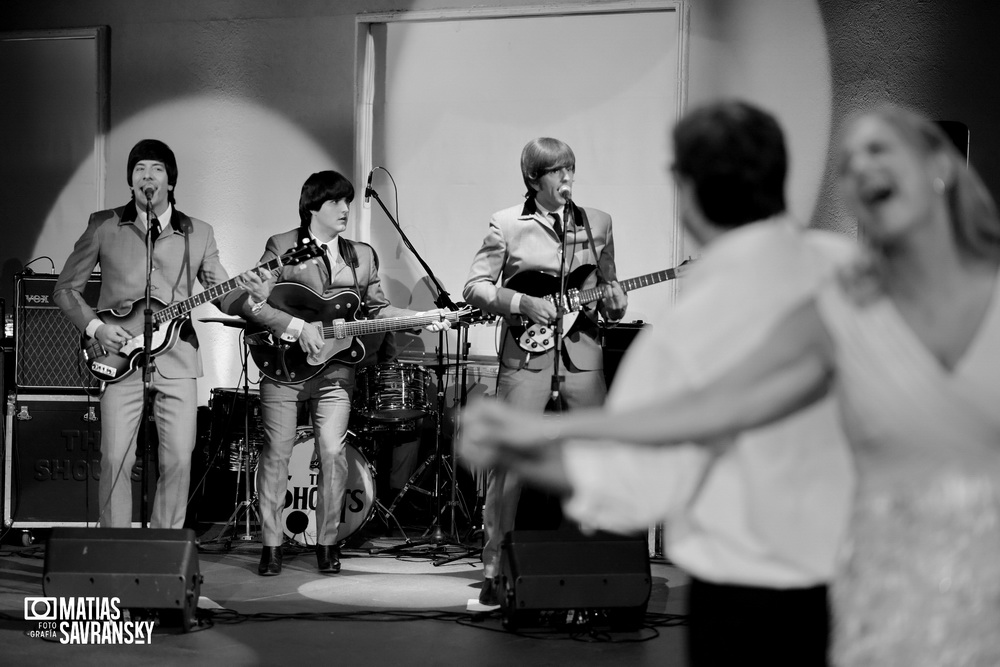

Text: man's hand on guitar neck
xmin=599 ymin=280 xmax=628 ymax=321
xmin=518 ymin=295 xmax=559 ymax=326
xmin=236 ymin=267 xmax=276 ymax=304
xmin=421 ymin=309 xmax=453 ymax=333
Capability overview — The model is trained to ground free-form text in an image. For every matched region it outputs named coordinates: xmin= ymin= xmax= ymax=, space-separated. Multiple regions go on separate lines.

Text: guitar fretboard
xmin=321 ymin=310 xmax=470 ymax=338
xmin=152 ymin=254 xmax=292 ymax=325
xmin=573 ymin=268 xmax=679 ymax=306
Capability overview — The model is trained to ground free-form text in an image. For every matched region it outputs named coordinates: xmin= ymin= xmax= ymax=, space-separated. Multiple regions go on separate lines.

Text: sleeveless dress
xmin=818 ymin=269 xmax=1000 ymax=666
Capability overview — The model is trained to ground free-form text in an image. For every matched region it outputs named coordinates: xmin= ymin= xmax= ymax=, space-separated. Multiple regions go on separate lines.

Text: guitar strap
xmin=571 ymin=201 xmax=607 ymax=284
xmin=338 ymin=236 xmax=368 ymax=317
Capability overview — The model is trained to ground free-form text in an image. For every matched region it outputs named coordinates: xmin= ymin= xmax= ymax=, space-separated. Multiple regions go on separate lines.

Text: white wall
xmin=370 ymin=9 xmax=684 ymax=359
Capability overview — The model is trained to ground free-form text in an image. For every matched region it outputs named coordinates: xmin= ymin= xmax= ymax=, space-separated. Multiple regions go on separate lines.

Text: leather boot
xmin=316 ymin=544 xmax=341 ymax=573
xmin=258 ymin=546 xmax=282 ymax=576
xmin=479 ymin=576 xmax=500 ymax=606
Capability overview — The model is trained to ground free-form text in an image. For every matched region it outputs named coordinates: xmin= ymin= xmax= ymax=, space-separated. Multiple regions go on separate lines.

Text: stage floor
xmin=0 ymin=524 xmax=689 ymax=667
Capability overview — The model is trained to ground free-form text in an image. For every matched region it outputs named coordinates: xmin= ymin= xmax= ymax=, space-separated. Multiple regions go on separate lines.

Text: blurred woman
xmin=461 ymin=105 xmax=1000 ymax=665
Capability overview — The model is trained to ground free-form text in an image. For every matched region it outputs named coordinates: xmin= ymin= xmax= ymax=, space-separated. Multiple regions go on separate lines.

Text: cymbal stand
xmin=432 ymin=321 xmax=480 ymax=566
xmin=365 ymin=170 xmax=469 ymax=556
xmin=212 ymin=332 xmax=261 ymax=546
xmin=370 ymin=328 xmax=469 ymax=557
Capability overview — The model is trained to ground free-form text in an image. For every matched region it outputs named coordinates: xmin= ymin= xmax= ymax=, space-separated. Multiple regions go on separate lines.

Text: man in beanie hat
xmin=54 ymin=138 xmax=260 ymax=529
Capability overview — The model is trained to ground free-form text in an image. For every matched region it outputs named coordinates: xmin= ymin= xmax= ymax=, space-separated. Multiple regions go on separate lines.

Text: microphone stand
xmin=548 ymin=200 xmax=572 ymax=414
xmin=365 ymin=179 xmax=468 ymax=558
xmin=366 ymin=182 xmax=456 ymax=311
xmin=139 ymin=192 xmax=157 ymax=528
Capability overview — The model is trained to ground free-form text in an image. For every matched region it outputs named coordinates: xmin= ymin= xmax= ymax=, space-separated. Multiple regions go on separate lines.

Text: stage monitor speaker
xmin=498 ymin=529 xmax=651 ymax=630
xmin=43 ymin=527 xmax=202 ymax=631
xmin=15 ymin=272 xmax=102 ymax=393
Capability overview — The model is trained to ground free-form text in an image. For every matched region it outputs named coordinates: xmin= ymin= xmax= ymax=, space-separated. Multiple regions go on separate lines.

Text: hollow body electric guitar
xmin=82 ymin=239 xmax=324 ymax=384
xmin=246 ymin=283 xmax=485 ymax=384
xmin=506 ymin=260 xmax=691 ymax=353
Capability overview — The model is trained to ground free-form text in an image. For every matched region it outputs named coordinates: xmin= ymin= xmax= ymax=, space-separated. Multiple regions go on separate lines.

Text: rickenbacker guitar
xmin=82 ymin=239 xmax=324 ymax=383
xmin=245 ymin=283 xmax=486 ymax=384
xmin=506 ymin=259 xmax=692 ymax=353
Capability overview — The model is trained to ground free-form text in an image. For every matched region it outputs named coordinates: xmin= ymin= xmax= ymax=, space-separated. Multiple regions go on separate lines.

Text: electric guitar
xmin=245 ymin=283 xmax=487 ymax=384
xmin=506 ymin=259 xmax=692 ymax=353
xmin=82 ymin=239 xmax=324 ymax=383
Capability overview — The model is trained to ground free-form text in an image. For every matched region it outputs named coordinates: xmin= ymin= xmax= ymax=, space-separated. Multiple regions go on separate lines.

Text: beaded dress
xmin=819 ymin=268 xmax=1000 ymax=666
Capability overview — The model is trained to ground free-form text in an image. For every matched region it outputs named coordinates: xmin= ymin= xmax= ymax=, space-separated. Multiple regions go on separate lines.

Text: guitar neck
xmin=573 ymin=267 xmax=680 ymax=306
xmin=152 ymin=255 xmax=286 ymax=325
xmin=323 ymin=311 xmax=467 ymax=338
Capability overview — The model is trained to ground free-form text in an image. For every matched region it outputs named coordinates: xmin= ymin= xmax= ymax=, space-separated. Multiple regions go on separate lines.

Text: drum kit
xmin=198 ymin=317 xmax=473 ymax=550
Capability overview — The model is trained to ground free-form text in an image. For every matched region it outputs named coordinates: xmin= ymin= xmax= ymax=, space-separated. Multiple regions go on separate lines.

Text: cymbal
xmin=199 ymin=317 xmax=248 ymax=329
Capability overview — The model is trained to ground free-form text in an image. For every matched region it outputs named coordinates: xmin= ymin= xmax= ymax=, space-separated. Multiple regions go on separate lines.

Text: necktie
xmin=149 ymin=217 xmax=161 ymax=243
xmin=550 ymin=212 xmax=563 ymax=240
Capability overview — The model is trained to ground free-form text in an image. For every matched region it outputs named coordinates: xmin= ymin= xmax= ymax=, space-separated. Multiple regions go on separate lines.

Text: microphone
xmin=560 ymin=187 xmax=573 ymax=228
xmin=143 ymin=187 xmax=154 ymax=201
xmin=363 ymin=170 xmax=374 ymax=206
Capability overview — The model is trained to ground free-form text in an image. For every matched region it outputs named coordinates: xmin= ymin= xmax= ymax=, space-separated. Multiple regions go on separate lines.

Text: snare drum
xmin=209 ymin=387 xmax=264 ymax=471
xmin=353 ymin=362 xmax=433 ymax=422
xmin=269 ymin=426 xmax=377 ymax=545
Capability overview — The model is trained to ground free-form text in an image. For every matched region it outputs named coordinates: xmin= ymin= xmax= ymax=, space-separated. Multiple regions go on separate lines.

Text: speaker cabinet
xmin=43 ymin=527 xmax=201 ymax=630
xmin=3 ymin=393 xmax=156 ymax=527
xmin=498 ymin=529 xmax=651 ymax=630
xmin=601 ymin=321 xmax=645 ymax=388
xmin=15 ymin=273 xmax=101 ymax=392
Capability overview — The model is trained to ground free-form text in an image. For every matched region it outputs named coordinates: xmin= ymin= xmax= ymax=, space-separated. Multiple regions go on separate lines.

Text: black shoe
xmin=258 ymin=546 xmax=282 ymax=576
xmin=478 ymin=577 xmax=499 ymax=607
xmin=317 ymin=544 xmax=341 ymax=573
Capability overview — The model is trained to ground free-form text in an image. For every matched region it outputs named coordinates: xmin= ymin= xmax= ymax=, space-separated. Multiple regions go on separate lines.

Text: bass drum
xmin=274 ymin=426 xmax=377 ymax=546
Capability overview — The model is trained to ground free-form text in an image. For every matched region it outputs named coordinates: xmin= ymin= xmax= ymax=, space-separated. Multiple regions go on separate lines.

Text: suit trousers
xmin=257 ymin=373 xmax=354 ymax=547
xmin=99 ymin=371 xmax=197 ymax=529
xmin=687 ymin=577 xmax=831 ymax=667
xmin=481 ymin=363 xmax=607 ymax=579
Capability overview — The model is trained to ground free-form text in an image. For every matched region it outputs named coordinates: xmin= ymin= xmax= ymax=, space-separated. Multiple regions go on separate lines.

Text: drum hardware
xmin=200 ymin=326 xmax=263 ymax=547
xmin=431 ymin=319 xmax=483 ymax=566
xmin=370 ymin=323 xmax=477 ymax=559
xmin=365 ymin=176 xmax=484 ymax=559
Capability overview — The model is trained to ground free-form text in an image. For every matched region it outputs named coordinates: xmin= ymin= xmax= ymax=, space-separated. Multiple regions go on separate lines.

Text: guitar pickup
xmin=330 ymin=319 xmax=347 ymax=340
xmin=551 ymin=289 xmax=582 ymax=314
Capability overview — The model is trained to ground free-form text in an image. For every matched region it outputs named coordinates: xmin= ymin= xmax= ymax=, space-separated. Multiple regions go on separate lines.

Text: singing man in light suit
xmin=463 ymin=137 xmax=628 ymax=605
xmin=224 ymin=170 xmax=450 ymax=576
xmin=54 ymin=138 xmax=245 ymax=529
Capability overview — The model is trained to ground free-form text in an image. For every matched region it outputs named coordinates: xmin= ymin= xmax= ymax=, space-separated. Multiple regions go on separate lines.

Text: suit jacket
xmin=463 ymin=198 xmax=622 ymax=371
xmin=54 ymin=199 xmax=229 ymax=379
xmin=222 ymin=227 xmax=408 ymax=381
